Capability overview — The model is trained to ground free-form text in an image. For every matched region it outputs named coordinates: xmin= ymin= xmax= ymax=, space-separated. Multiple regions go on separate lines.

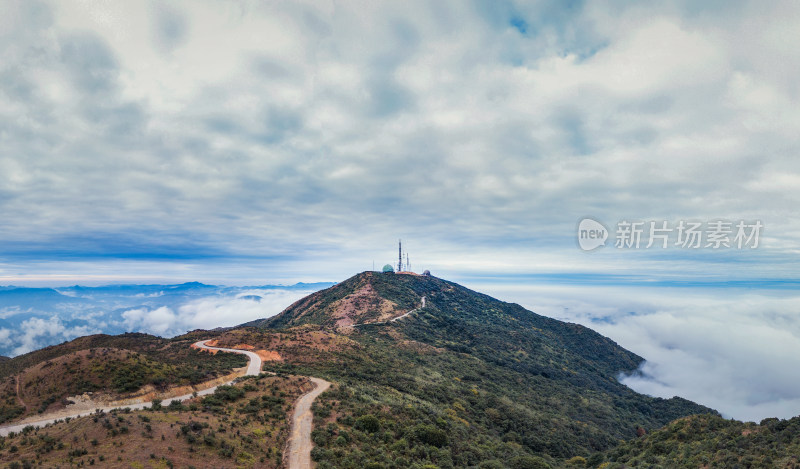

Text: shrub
xmin=355 ymin=414 xmax=381 ymax=433
xmin=509 ymin=455 xmax=551 ymax=469
xmin=413 ymin=424 xmax=448 ymax=448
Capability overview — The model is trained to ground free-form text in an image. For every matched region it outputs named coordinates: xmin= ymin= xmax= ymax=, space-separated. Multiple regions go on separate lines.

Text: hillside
xmin=249 ymin=272 xmax=409 ymax=328
xmin=224 ymin=271 xmax=718 ymax=467
xmin=598 ymin=413 xmax=800 ymax=468
xmin=0 ymin=372 xmax=309 ymax=468
xmin=0 ymin=331 xmax=247 ymax=424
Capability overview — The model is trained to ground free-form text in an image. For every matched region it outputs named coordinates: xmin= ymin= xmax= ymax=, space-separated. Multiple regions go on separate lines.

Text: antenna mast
xmin=398 ymin=239 xmax=403 ymax=272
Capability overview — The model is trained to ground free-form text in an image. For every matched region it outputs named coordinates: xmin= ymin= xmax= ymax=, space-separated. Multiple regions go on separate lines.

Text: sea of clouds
xmin=0 ymin=282 xmax=330 ymax=358
xmin=2 ymin=278 xmax=799 ymax=422
xmin=477 ymin=282 xmax=800 ymax=422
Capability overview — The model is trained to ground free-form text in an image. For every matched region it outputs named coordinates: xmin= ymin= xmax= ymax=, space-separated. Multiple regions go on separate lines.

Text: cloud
xmin=0 ymin=328 xmax=11 ymax=345
xmin=120 ymin=289 xmax=312 ymax=336
xmin=2 ymin=0 xmax=800 ymax=425
xmin=152 ymin=4 xmax=188 ymax=54
xmin=122 ymin=306 xmax=177 ymax=336
xmin=0 ymin=0 xmax=796 ymax=280
xmin=9 ymin=316 xmax=101 ymax=356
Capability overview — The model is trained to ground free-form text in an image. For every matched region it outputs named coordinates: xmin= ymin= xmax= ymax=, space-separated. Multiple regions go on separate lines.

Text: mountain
xmin=0 ymin=272 xmax=753 ymax=468
xmin=228 ymin=271 xmax=717 ymax=467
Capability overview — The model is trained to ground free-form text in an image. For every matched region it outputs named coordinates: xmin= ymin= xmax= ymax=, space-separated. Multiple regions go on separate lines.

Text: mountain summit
xmin=255 ymin=271 xmax=647 ymax=378
xmin=250 ymin=271 xmax=431 ymax=328
xmin=230 ymin=271 xmax=716 ymax=465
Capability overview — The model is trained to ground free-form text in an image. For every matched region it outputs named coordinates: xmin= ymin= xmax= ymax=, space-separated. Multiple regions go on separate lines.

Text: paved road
xmin=0 ymin=340 xmax=261 ymax=436
xmin=286 ymin=377 xmax=332 ymax=469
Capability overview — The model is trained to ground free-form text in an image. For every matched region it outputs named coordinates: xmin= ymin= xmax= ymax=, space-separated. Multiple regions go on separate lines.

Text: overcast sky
xmin=2 ymin=0 xmax=800 ymax=420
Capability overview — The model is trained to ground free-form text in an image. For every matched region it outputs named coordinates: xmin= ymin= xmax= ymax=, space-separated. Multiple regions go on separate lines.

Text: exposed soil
xmin=213 ymin=328 xmax=356 ymax=365
xmin=332 ymin=282 xmax=400 ymax=326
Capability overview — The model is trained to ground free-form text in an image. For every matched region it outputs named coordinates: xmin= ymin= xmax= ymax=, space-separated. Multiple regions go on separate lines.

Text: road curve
xmin=0 ymin=339 xmax=332 ymax=468
xmin=193 ymin=340 xmax=263 ymax=376
xmin=0 ymin=340 xmax=260 ymax=436
xmin=286 ymin=377 xmax=332 ymax=469
xmin=391 ymin=295 xmax=426 ymax=322
xmin=351 ymin=295 xmax=426 ymax=327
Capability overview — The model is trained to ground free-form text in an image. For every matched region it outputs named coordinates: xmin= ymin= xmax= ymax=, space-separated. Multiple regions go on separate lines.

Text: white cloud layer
xmin=120 ymin=289 xmax=311 ymax=337
xmin=1 ymin=316 xmax=102 ymax=356
xmin=0 ymin=0 xmax=798 ymax=276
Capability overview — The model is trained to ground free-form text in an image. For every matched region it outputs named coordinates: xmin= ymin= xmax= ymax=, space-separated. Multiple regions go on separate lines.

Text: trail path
xmin=15 ymin=375 xmax=27 ymax=410
xmin=391 ymin=295 xmax=425 ymax=322
xmin=351 ymin=295 xmax=426 ymax=327
xmin=285 ymin=377 xmax=332 ymax=469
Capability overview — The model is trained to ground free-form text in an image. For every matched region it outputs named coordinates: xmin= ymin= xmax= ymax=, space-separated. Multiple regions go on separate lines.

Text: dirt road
xmin=391 ymin=295 xmax=425 ymax=322
xmin=0 ymin=339 xmax=332 ymax=468
xmin=0 ymin=340 xmax=261 ymax=436
xmin=286 ymin=377 xmax=332 ymax=469
xmin=193 ymin=340 xmax=263 ymax=376
xmin=351 ymin=295 xmax=426 ymax=327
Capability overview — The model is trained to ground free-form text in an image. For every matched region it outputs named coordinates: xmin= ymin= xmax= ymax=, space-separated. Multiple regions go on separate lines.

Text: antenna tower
xmin=398 ymin=239 xmax=403 ymax=272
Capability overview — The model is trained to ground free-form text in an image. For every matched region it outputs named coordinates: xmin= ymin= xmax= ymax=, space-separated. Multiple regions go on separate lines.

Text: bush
xmin=413 ymin=424 xmax=448 ymax=448
xmin=509 ymin=455 xmax=551 ymax=469
xmin=478 ymin=461 xmax=505 ymax=469
xmin=355 ymin=414 xmax=381 ymax=433
xmin=566 ymin=456 xmax=587 ymax=467
xmin=167 ymin=400 xmax=185 ymax=411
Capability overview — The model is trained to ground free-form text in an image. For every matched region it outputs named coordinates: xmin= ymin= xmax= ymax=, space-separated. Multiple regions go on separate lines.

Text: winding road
xmin=391 ymin=295 xmax=425 ymax=322
xmin=0 ymin=340 xmax=333 ymax=469
xmin=351 ymin=295 xmax=426 ymax=327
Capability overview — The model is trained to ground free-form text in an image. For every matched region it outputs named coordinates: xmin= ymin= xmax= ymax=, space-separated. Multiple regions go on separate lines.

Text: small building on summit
xmin=422 ymin=270 xmax=431 ymax=276
xmin=382 ymin=264 xmax=395 ymax=273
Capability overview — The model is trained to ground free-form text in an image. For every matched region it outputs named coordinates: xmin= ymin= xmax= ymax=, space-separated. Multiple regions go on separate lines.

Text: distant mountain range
xmin=0 ymin=281 xmax=334 ymax=357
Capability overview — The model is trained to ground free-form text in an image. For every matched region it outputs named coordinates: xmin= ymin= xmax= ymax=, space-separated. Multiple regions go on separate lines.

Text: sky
xmin=1 ymin=0 xmax=800 ymax=421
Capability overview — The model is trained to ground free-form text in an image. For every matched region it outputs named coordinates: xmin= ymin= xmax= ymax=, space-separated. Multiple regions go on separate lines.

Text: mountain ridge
xmin=223 ymin=271 xmax=719 ymax=466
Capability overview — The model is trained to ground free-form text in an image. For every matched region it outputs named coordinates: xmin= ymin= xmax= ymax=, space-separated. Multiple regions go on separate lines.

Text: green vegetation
xmin=595 ymin=414 xmax=800 ymax=468
xmin=0 ymin=373 xmax=306 ymax=468
xmin=247 ymin=272 xmax=717 ymax=467
xmin=0 ymin=332 xmax=247 ymax=423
